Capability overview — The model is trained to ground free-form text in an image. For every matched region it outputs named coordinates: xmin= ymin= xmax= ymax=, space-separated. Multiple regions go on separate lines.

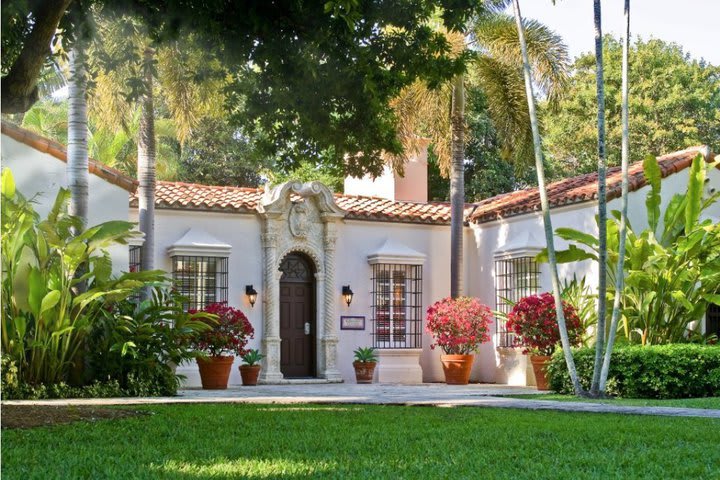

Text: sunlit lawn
xmin=4 ymin=403 xmax=718 ymax=479
xmin=504 ymin=394 xmax=720 ymax=410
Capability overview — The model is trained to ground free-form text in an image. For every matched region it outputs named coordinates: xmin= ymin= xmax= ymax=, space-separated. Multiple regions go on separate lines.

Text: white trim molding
xmin=367 ymin=238 xmax=426 ymax=265
xmin=166 ymin=228 xmax=232 ymax=257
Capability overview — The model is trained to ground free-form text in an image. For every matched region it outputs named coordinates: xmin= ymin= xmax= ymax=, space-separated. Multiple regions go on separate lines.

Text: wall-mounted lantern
xmin=342 ymin=285 xmax=354 ymax=307
xmin=246 ymin=285 xmax=258 ymax=308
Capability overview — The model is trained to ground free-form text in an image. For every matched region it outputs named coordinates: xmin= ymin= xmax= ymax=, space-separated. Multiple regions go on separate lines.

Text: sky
xmin=507 ymin=0 xmax=720 ymax=65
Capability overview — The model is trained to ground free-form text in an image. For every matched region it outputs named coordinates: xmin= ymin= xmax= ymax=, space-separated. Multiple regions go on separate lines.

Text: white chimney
xmin=343 ymin=140 xmax=429 ymax=202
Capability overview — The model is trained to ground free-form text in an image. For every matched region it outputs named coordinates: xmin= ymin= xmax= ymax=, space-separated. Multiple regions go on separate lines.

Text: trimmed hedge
xmin=547 ymin=344 xmax=720 ymax=399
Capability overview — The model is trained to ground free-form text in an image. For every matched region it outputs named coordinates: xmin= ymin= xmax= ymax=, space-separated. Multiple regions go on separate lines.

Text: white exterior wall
xmin=468 ymin=165 xmax=720 ymax=385
xmin=129 ymin=208 xmax=264 ymax=387
xmin=1 ymin=134 xmax=131 ymax=272
xmin=143 ymin=206 xmax=454 ymax=386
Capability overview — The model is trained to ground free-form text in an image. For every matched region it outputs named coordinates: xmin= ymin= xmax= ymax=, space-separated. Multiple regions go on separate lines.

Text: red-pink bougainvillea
xmin=505 ymin=293 xmax=583 ymax=356
xmin=190 ymin=303 xmax=254 ymax=357
xmin=426 ymin=297 xmax=493 ymax=354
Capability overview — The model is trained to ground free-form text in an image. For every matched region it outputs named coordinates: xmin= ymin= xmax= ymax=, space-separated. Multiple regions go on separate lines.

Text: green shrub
xmin=547 ymin=345 xmax=720 ymax=398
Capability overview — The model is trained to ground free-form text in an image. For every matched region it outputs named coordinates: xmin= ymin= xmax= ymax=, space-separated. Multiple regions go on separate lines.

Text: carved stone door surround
xmin=256 ymin=181 xmax=345 ymax=382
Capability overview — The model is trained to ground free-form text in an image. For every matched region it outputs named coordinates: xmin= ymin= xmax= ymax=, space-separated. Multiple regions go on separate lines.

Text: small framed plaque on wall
xmin=340 ymin=316 xmax=365 ymax=330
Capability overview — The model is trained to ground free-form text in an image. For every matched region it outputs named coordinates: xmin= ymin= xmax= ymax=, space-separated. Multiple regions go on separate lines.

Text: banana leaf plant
xmin=1 ymin=169 xmax=165 ymax=385
xmin=538 ymin=154 xmax=720 ymax=345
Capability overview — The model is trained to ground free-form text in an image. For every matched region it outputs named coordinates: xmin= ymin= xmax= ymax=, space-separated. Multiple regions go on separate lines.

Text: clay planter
xmin=353 ymin=361 xmax=377 ymax=384
xmin=240 ymin=365 xmax=262 ymax=386
xmin=440 ymin=354 xmax=474 ymax=385
xmin=197 ymin=355 xmax=235 ymax=389
xmin=530 ymin=355 xmax=552 ymax=391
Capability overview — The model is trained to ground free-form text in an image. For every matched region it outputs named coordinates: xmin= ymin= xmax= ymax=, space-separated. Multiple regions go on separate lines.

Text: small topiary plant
xmin=353 ymin=347 xmax=378 ymax=363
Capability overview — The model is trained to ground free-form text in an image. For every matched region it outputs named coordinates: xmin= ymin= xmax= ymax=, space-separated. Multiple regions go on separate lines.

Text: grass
xmin=3 ymin=403 xmax=719 ymax=479
xmin=504 ymin=394 xmax=720 ymax=410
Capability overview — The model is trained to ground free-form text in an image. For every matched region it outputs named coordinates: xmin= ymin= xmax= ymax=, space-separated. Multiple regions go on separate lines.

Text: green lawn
xmin=4 ymin=403 xmax=718 ymax=479
xmin=504 ymin=394 xmax=720 ymax=410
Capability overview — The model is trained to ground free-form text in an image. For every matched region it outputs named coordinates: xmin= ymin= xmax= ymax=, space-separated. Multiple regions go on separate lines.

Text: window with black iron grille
xmin=129 ymin=245 xmax=141 ymax=273
xmin=707 ymin=303 xmax=720 ymax=337
xmin=371 ymin=264 xmax=422 ymax=349
xmin=495 ymin=256 xmax=540 ymax=347
xmin=171 ymin=255 xmax=228 ymax=311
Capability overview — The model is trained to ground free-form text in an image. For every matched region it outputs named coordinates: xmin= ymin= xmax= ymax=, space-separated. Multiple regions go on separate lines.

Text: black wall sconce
xmin=246 ymin=285 xmax=258 ymax=307
xmin=342 ymin=285 xmax=354 ymax=307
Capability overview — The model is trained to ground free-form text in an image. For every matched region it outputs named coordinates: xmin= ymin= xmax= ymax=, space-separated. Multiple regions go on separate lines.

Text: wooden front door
xmin=279 ymin=254 xmax=315 ymax=377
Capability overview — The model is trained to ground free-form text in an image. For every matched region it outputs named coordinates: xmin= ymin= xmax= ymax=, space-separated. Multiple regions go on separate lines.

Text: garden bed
xmin=1 ymin=405 xmax=146 ymax=429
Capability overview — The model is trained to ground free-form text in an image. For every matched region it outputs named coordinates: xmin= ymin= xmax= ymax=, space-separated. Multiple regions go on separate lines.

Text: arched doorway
xmin=279 ymin=252 xmax=316 ymax=377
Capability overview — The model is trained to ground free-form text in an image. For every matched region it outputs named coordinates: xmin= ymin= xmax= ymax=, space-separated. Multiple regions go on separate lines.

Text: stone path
xmin=4 ymin=383 xmax=719 ymax=419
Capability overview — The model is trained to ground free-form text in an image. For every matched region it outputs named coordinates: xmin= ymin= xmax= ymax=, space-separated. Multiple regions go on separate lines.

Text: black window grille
xmin=707 ymin=303 xmax=720 ymax=337
xmin=495 ymin=256 xmax=540 ymax=347
xmin=171 ymin=255 xmax=229 ymax=311
xmin=371 ymin=264 xmax=422 ymax=349
xmin=129 ymin=245 xmax=141 ymax=273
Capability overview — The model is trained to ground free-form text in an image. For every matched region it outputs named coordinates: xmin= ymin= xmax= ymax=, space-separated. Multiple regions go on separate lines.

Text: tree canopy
xmin=543 ymin=37 xmax=720 ymax=177
xmin=2 ymin=0 xmax=488 ymax=177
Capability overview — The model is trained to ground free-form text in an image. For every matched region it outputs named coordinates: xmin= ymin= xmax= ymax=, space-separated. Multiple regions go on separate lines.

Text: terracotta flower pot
xmin=353 ymin=361 xmax=377 ymax=384
xmin=440 ymin=354 xmax=474 ymax=385
xmin=530 ymin=355 xmax=552 ymax=391
xmin=240 ymin=365 xmax=262 ymax=386
xmin=197 ymin=355 xmax=234 ymax=390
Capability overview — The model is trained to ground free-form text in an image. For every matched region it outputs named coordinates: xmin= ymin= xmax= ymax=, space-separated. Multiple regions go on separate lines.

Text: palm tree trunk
xmin=591 ymin=0 xmax=608 ymax=396
xmin=138 ymin=46 xmax=156 ymax=281
xmin=600 ymin=0 xmax=631 ymax=393
xmin=67 ymin=40 xmax=89 ymax=229
xmin=512 ymin=0 xmax=584 ymax=395
xmin=450 ymin=73 xmax=465 ymax=299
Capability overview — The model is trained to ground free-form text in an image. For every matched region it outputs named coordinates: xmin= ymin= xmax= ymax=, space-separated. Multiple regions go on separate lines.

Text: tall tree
xmin=600 ymin=0 xmax=631 ymax=393
xmin=511 ymin=0 xmax=584 ymax=395
xmin=450 ymin=73 xmax=466 ymax=298
xmin=391 ymin=10 xmax=568 ymax=297
xmin=543 ymin=38 xmax=720 ymax=176
xmin=66 ymin=37 xmax=89 ymax=229
xmin=590 ymin=0 xmax=608 ymax=397
xmin=137 ymin=46 xmax=156 ymax=275
xmin=3 ymin=0 xmax=482 ymax=182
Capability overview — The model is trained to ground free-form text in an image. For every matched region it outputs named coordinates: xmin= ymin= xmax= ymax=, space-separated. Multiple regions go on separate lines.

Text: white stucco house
xmin=2 ymin=121 xmax=718 ymax=387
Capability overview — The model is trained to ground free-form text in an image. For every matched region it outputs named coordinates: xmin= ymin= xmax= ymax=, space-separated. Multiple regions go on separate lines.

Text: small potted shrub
xmin=426 ymin=297 xmax=493 ymax=385
xmin=239 ymin=349 xmax=264 ymax=386
xmin=191 ymin=303 xmax=254 ymax=389
xmin=506 ymin=292 xmax=583 ymax=390
xmin=353 ymin=347 xmax=378 ymax=384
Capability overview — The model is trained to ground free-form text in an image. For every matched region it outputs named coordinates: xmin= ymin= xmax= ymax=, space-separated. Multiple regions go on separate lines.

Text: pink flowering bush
xmin=190 ymin=303 xmax=254 ymax=357
xmin=506 ymin=293 xmax=583 ymax=356
xmin=426 ymin=297 xmax=493 ymax=354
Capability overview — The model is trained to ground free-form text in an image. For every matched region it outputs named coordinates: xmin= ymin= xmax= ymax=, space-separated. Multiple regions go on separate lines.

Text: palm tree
xmin=66 ymin=38 xmax=89 ymax=230
xmin=391 ymin=10 xmax=569 ymax=298
xmin=511 ymin=0 xmax=584 ymax=395
xmin=600 ymin=0 xmax=631 ymax=393
xmin=590 ymin=0 xmax=608 ymax=397
xmin=137 ymin=46 xmax=156 ymax=275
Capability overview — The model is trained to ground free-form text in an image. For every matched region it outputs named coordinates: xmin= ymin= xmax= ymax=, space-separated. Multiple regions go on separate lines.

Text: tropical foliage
xmin=540 ymin=154 xmax=720 ymax=345
xmin=426 ymin=297 xmax=493 ymax=354
xmin=0 ymin=170 xmax=164 ymax=386
xmin=506 ymin=293 xmax=584 ymax=356
xmin=353 ymin=347 xmax=378 ymax=363
xmin=87 ymin=286 xmax=213 ymax=396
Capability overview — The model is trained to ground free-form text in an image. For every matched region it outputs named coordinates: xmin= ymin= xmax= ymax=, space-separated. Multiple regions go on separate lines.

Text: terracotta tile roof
xmin=467 ymin=146 xmax=714 ymax=224
xmin=134 ymin=181 xmax=459 ymax=224
xmin=134 ymin=181 xmax=264 ymax=213
xmin=1 ymin=121 xmax=138 ymax=193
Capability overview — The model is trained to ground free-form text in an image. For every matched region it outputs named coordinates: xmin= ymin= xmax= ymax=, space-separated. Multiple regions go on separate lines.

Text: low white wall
xmin=1 ymin=134 xmax=131 ymax=272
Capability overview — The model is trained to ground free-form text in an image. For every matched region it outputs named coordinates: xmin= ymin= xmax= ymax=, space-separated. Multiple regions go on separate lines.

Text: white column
xmin=321 ymin=217 xmax=342 ymax=380
xmin=260 ymin=223 xmax=284 ymax=383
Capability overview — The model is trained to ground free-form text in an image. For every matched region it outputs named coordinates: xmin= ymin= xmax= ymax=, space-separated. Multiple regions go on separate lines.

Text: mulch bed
xmin=1 ymin=405 xmax=147 ymax=429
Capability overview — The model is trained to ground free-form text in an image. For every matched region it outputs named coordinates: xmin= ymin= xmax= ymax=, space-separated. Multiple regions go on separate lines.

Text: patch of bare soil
xmin=1 ymin=405 xmax=146 ymax=429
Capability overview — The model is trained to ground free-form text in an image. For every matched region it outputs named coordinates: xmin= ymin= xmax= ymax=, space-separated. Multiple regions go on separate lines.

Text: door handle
xmin=304 ymin=322 xmax=311 ymax=335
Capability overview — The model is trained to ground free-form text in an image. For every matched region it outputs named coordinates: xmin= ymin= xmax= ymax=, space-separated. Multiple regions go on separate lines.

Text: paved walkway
xmin=4 ymin=383 xmax=719 ymax=418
